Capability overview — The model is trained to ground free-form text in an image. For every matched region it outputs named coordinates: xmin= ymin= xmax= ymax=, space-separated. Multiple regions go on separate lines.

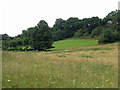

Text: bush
xmin=91 ymin=27 xmax=103 ymax=37
xmin=83 ymin=32 xmax=89 ymax=36
xmin=27 ymin=46 xmax=32 ymax=51
xmin=74 ymin=29 xmax=84 ymax=38
xmin=53 ymin=30 xmax=65 ymax=41
xmin=113 ymin=31 xmax=120 ymax=41
xmin=98 ymin=28 xmax=117 ymax=44
xmin=7 ymin=47 xmax=17 ymax=51
xmin=9 ymin=40 xmax=17 ymax=47
xmin=22 ymin=46 xmax=27 ymax=51
xmin=17 ymin=46 xmax=23 ymax=51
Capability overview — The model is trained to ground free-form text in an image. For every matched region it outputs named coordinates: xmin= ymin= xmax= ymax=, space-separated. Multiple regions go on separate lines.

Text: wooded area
xmin=1 ymin=10 xmax=120 ymax=51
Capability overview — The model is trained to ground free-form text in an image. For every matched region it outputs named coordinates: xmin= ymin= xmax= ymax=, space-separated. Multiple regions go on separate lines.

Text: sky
xmin=0 ymin=0 xmax=119 ymax=37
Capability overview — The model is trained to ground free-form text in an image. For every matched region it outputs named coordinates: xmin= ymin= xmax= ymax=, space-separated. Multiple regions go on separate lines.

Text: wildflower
xmin=106 ymin=78 xmax=110 ymax=82
xmin=106 ymin=80 xmax=108 ymax=82
xmin=110 ymin=82 xmax=112 ymax=85
xmin=8 ymin=80 xmax=10 ymax=82
xmin=36 ymin=79 xmax=38 ymax=81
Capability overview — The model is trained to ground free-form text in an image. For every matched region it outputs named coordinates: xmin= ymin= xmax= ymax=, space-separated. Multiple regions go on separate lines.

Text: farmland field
xmin=2 ymin=39 xmax=118 ymax=88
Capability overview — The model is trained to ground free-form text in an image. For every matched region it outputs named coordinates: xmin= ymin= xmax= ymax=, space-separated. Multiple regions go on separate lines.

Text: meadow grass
xmin=50 ymin=39 xmax=98 ymax=50
xmin=2 ymin=41 xmax=118 ymax=88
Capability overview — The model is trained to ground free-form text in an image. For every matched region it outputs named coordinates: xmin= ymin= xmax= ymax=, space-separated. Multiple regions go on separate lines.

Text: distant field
xmin=50 ymin=39 xmax=98 ymax=50
xmin=2 ymin=40 xmax=118 ymax=88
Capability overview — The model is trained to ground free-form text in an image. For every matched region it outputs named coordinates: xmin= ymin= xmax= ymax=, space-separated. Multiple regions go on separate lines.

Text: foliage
xmin=90 ymin=26 xmax=103 ymax=38
xmin=30 ymin=20 xmax=53 ymax=50
xmin=74 ymin=29 xmax=84 ymax=38
xmin=98 ymin=28 xmax=117 ymax=44
xmin=53 ymin=18 xmax=66 ymax=31
xmin=2 ymin=34 xmax=14 ymax=41
xmin=23 ymin=37 xmax=30 ymax=46
xmin=2 ymin=10 xmax=120 ymax=51
xmin=53 ymin=30 xmax=65 ymax=41
xmin=64 ymin=17 xmax=80 ymax=38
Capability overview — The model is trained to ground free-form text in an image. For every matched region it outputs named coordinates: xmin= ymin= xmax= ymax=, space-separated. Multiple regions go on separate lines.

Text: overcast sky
xmin=0 ymin=0 xmax=119 ymax=37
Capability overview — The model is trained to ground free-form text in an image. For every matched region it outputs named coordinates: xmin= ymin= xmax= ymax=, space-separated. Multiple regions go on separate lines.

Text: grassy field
xmin=50 ymin=39 xmax=98 ymax=50
xmin=2 ymin=39 xmax=118 ymax=88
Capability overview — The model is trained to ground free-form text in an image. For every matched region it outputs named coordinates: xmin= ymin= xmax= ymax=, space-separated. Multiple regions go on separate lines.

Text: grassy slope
xmin=2 ymin=39 xmax=118 ymax=88
xmin=50 ymin=39 xmax=98 ymax=50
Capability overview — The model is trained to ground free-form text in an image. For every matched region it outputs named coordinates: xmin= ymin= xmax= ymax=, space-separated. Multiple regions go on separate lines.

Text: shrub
xmin=98 ymin=28 xmax=116 ymax=44
xmin=74 ymin=29 xmax=84 ymax=38
xmin=17 ymin=46 xmax=22 ymax=51
xmin=91 ymin=27 xmax=102 ymax=37
xmin=27 ymin=46 xmax=32 ymax=51
xmin=53 ymin=30 xmax=65 ymax=41
xmin=7 ymin=47 xmax=17 ymax=51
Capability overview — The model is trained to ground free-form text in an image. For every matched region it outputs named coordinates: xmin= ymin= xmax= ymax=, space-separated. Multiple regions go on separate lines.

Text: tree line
xmin=1 ymin=10 xmax=120 ymax=51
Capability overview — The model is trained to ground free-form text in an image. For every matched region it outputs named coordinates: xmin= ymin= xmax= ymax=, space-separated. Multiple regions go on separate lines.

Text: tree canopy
xmin=31 ymin=20 xmax=53 ymax=50
xmin=2 ymin=10 xmax=120 ymax=51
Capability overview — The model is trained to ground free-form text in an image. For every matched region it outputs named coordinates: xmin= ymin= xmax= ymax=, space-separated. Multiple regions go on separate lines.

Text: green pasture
xmin=50 ymin=39 xmax=98 ymax=50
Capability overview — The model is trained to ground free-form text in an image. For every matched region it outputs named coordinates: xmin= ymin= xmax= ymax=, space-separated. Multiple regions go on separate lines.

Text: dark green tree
xmin=52 ymin=18 xmax=66 ymax=41
xmin=91 ymin=26 xmax=103 ymax=38
xmin=98 ymin=28 xmax=116 ymax=44
xmin=117 ymin=10 xmax=120 ymax=32
xmin=74 ymin=29 xmax=84 ymax=38
xmin=23 ymin=37 xmax=30 ymax=46
xmin=53 ymin=30 xmax=65 ymax=41
xmin=2 ymin=34 xmax=14 ymax=41
xmin=31 ymin=20 xmax=53 ymax=50
xmin=53 ymin=18 xmax=66 ymax=31
xmin=9 ymin=40 xmax=17 ymax=47
xmin=64 ymin=17 xmax=80 ymax=38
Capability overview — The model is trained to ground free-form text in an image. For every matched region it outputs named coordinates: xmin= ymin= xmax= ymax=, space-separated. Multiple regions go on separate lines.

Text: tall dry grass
xmin=2 ymin=43 xmax=118 ymax=88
